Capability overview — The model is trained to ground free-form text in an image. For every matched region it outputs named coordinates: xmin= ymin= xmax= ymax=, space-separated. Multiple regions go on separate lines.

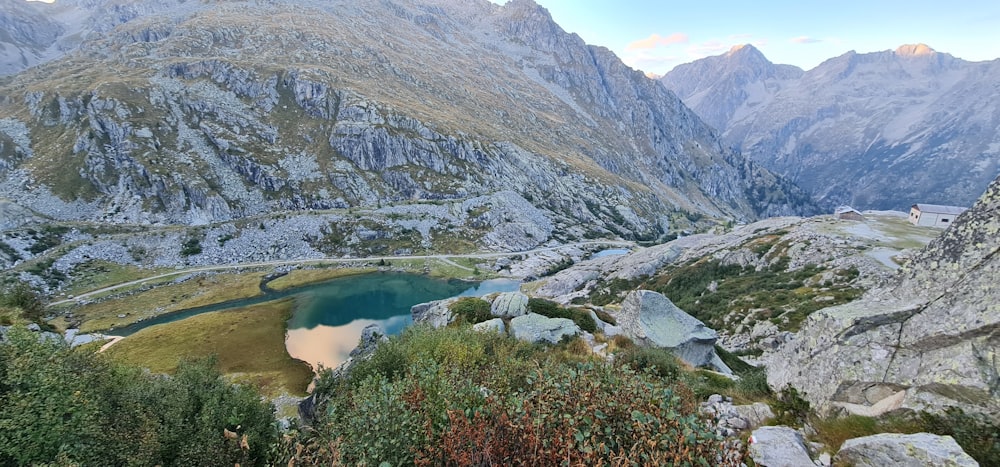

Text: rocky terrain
xmin=530 ymin=210 xmax=937 ymax=356
xmin=767 ymin=174 xmax=1000 ymax=421
xmin=0 ymin=0 xmax=813 ymax=254
xmin=662 ymin=43 xmax=1000 ymax=211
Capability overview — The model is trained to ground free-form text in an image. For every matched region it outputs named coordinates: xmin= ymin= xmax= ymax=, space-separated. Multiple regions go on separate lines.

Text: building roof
xmin=834 ymin=205 xmax=862 ymax=215
xmin=913 ymin=204 xmax=967 ymax=215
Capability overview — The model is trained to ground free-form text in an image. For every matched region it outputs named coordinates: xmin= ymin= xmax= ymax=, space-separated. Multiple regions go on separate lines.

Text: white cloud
xmin=791 ymin=36 xmax=823 ymax=44
xmin=626 ymin=32 xmax=689 ymax=50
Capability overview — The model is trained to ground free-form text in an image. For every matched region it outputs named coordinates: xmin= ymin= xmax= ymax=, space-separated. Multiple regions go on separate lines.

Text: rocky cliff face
xmin=766 ymin=175 xmax=1000 ymax=420
xmin=0 ymin=0 xmax=812 ymax=244
xmin=661 ymin=44 xmax=1000 ymax=211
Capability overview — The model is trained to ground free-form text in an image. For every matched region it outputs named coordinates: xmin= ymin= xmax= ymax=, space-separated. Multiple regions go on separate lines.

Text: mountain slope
xmin=662 ymin=44 xmax=1000 ymax=211
xmin=0 ymin=0 xmax=812 ymax=243
xmin=767 ymin=174 xmax=1000 ymax=420
xmin=659 ymin=44 xmax=802 ymax=132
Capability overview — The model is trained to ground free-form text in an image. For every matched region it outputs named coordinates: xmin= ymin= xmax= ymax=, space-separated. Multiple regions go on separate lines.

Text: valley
xmin=1 ymin=0 xmax=998 ymax=465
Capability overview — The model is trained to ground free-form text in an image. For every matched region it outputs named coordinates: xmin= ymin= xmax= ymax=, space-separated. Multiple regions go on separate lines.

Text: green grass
xmin=73 ymin=271 xmax=267 ymax=332
xmin=266 ymin=267 xmax=374 ymax=291
xmin=646 ymin=258 xmax=861 ymax=333
xmin=105 ymin=298 xmax=313 ymax=397
xmin=62 ymin=260 xmax=174 ymax=297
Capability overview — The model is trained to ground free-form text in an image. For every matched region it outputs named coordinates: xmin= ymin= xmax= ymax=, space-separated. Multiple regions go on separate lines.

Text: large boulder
xmin=835 ymin=433 xmax=978 ymax=467
xmin=748 ymin=426 xmax=814 ymax=467
xmin=490 ymin=292 xmax=529 ymax=319
xmin=766 ymin=175 xmax=1000 ymax=420
xmin=472 ymin=318 xmax=505 ymax=334
xmin=617 ymin=290 xmax=731 ymax=374
xmin=410 ymin=298 xmax=458 ymax=328
xmin=509 ymin=313 xmax=580 ymax=344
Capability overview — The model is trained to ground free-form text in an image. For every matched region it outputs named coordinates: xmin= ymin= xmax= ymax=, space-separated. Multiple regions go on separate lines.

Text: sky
xmin=490 ymin=0 xmax=1000 ymax=76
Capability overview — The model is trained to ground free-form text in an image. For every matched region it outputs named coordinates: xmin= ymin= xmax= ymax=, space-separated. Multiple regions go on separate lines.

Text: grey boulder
xmin=835 ymin=433 xmax=978 ymax=467
xmin=748 ymin=426 xmax=814 ymax=467
xmin=472 ymin=318 xmax=506 ymax=334
xmin=410 ymin=298 xmax=458 ymax=328
xmin=617 ymin=290 xmax=731 ymax=374
xmin=490 ymin=292 xmax=529 ymax=319
xmin=509 ymin=313 xmax=580 ymax=344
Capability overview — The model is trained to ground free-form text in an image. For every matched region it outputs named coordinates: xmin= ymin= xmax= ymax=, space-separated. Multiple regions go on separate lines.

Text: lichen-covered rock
xmin=766 ymin=175 xmax=1000 ymax=420
xmin=410 ymin=298 xmax=458 ymax=328
xmin=490 ymin=292 xmax=529 ymax=319
xmin=349 ymin=324 xmax=387 ymax=358
xmin=509 ymin=313 xmax=579 ymax=344
xmin=617 ymin=290 xmax=732 ymax=374
xmin=748 ymin=426 xmax=814 ymax=467
xmin=472 ymin=318 xmax=505 ymax=334
xmin=835 ymin=433 xmax=978 ymax=467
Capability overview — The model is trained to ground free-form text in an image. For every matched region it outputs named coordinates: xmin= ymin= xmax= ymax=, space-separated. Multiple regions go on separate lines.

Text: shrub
xmin=0 ymin=326 xmax=277 ymax=466
xmin=448 ymin=297 xmax=492 ymax=325
xmin=920 ymin=407 xmax=1000 ymax=465
xmin=772 ymin=384 xmax=810 ymax=426
xmin=0 ymin=281 xmax=44 ymax=323
xmin=422 ymin=362 xmax=729 ymax=465
xmin=615 ymin=345 xmax=683 ymax=379
xmin=180 ymin=237 xmax=202 ymax=256
xmin=299 ymin=327 xmax=734 ymax=465
xmin=527 ymin=298 xmax=597 ymax=333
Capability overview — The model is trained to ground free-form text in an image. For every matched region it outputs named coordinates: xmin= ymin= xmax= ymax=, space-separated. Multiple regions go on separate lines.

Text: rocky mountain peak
xmin=663 ymin=43 xmax=998 ymax=211
xmin=895 ymin=43 xmax=936 ymax=57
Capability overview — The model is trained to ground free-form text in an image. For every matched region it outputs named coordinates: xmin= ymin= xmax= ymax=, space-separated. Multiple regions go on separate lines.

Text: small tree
xmin=0 ymin=281 xmax=45 ymax=323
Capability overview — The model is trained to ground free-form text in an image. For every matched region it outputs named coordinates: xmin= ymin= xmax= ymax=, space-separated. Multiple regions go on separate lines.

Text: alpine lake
xmin=113 ymin=272 xmax=520 ymax=372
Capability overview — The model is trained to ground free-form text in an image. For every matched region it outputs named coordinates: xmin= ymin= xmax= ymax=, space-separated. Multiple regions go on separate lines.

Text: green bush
xmin=0 ymin=326 xmax=277 ymax=466
xmin=0 ymin=281 xmax=44 ymax=323
xmin=180 ymin=237 xmax=203 ymax=257
xmin=772 ymin=384 xmax=810 ymax=426
xmin=920 ymin=407 xmax=1000 ymax=465
xmin=614 ymin=345 xmax=682 ymax=379
xmin=527 ymin=298 xmax=597 ymax=333
xmin=448 ymin=297 xmax=492 ymax=324
xmin=297 ymin=326 xmax=731 ymax=465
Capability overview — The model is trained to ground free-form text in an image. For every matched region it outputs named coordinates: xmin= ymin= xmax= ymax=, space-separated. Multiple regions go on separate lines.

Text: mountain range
xmin=0 ymin=0 xmax=813 ymax=246
xmin=662 ymin=44 xmax=1000 ymax=211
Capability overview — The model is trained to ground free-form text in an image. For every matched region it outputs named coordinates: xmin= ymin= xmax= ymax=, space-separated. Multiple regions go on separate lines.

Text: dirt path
xmin=49 ymin=241 xmax=634 ymax=306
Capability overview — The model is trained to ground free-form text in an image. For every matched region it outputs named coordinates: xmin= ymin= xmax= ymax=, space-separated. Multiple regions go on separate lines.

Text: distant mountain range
xmin=662 ymin=44 xmax=1000 ymax=211
xmin=0 ymin=0 xmax=813 ymax=245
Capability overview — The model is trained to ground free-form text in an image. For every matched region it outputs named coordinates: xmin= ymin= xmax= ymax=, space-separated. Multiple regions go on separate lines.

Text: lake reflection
xmin=285 ymin=273 xmax=519 ymax=371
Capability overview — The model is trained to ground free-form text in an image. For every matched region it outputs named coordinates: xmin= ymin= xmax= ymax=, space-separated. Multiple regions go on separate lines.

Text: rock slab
xmin=509 ymin=313 xmax=580 ymax=344
xmin=617 ymin=290 xmax=732 ymax=374
xmin=748 ymin=426 xmax=814 ymax=467
xmin=835 ymin=433 xmax=978 ymax=467
xmin=410 ymin=298 xmax=458 ymax=328
xmin=490 ymin=292 xmax=529 ymax=319
xmin=472 ymin=318 xmax=505 ymax=334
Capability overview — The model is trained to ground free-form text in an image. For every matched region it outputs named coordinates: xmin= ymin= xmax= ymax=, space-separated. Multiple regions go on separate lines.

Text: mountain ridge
xmin=661 ymin=43 xmax=1000 ymax=211
xmin=0 ymin=0 xmax=814 ymax=243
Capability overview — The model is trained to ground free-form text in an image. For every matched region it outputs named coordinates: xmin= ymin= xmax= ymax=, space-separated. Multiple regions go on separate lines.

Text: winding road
xmin=48 ymin=241 xmax=634 ymax=307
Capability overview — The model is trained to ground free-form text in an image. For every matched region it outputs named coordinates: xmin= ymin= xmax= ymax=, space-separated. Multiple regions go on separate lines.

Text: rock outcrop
xmin=509 ymin=313 xmax=580 ymax=344
xmin=410 ymin=298 xmax=458 ymax=329
xmin=490 ymin=292 xmax=529 ymax=319
xmin=747 ymin=426 xmax=814 ymax=467
xmin=767 ymin=175 xmax=1000 ymax=420
xmin=835 ymin=433 xmax=978 ymax=467
xmin=617 ymin=290 xmax=731 ymax=374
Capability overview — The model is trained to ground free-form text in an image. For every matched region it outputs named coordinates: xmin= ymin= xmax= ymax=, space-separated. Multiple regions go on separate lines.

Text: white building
xmin=909 ymin=204 xmax=967 ymax=228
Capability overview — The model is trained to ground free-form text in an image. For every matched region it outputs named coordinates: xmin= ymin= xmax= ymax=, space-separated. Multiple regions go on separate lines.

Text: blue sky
xmin=491 ymin=0 xmax=1000 ymax=75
